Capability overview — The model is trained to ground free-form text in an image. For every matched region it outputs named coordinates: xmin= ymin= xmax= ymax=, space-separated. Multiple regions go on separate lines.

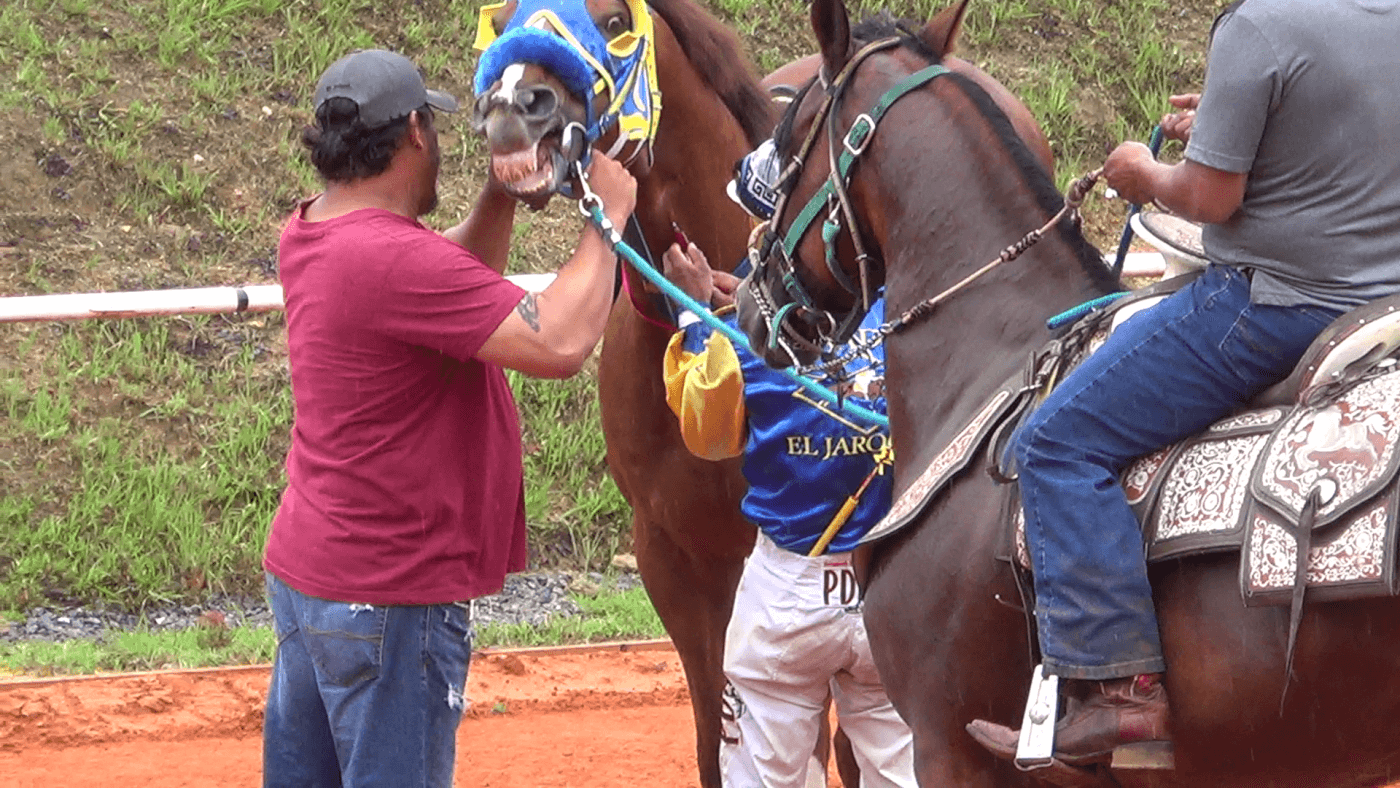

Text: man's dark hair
xmin=301 ymin=99 xmax=432 ymax=183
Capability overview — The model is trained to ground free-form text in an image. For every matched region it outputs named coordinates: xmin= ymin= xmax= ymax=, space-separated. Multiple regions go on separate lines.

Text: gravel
xmin=0 ymin=571 xmax=644 ymax=645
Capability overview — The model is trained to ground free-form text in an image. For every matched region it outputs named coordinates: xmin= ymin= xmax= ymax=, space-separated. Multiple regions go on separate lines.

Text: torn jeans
xmin=263 ymin=571 xmax=473 ymax=788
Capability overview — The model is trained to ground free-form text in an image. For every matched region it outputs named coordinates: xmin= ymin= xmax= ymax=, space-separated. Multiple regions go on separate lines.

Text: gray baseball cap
xmin=313 ymin=49 xmax=459 ymax=127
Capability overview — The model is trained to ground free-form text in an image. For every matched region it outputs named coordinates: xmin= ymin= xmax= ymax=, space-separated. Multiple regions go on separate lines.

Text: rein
xmin=754 ymin=38 xmax=1111 ymax=375
xmin=793 ymin=169 xmax=1104 ymax=377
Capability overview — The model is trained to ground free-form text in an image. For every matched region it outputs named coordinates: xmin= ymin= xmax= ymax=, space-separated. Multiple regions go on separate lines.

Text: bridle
xmin=746 ymin=38 xmax=1103 ymax=374
xmin=745 ymin=37 xmax=952 ymax=362
xmin=473 ymin=0 xmax=661 ymax=195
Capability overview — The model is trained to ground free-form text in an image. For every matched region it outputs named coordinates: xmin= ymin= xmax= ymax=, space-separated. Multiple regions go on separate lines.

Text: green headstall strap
xmin=781 ymin=63 xmax=952 ymax=259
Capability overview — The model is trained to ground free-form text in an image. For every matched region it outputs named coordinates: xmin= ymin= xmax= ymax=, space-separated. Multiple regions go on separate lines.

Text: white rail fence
xmin=0 ymin=274 xmax=559 ymax=323
xmin=0 ymin=253 xmax=1166 ymax=324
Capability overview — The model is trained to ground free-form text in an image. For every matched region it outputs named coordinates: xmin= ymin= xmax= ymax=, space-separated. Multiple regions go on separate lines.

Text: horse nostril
xmin=515 ymin=85 xmax=558 ymax=120
xmin=472 ymin=93 xmax=494 ymax=126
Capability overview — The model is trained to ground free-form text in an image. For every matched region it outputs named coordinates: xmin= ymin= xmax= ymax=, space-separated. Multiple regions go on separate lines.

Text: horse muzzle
xmin=735 ymin=278 xmax=823 ymax=369
xmin=474 ymin=89 xmax=584 ymax=206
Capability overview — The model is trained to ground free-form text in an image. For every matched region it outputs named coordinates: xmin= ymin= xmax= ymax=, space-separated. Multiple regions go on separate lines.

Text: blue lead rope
xmin=1108 ymin=125 xmax=1166 ymax=279
xmin=581 ymin=203 xmax=890 ymax=428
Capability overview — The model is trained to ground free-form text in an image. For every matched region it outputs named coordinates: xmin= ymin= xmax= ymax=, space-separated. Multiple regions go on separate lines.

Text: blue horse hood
xmin=473 ymin=0 xmax=660 ymax=149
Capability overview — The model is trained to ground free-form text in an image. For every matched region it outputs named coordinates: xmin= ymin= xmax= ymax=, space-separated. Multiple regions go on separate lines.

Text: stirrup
xmin=1014 ymin=663 xmax=1060 ymax=769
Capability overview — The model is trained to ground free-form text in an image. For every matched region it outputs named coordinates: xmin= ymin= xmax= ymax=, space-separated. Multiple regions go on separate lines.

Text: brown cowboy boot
xmin=967 ymin=674 xmax=1171 ymax=766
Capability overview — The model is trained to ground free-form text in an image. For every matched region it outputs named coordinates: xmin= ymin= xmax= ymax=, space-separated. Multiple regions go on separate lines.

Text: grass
xmin=1 ymin=318 xmax=287 ymax=608
xmin=0 ymin=624 xmax=277 ymax=676
xmin=0 ymin=0 xmax=1221 ymax=660
xmin=0 ymin=584 xmax=664 ymax=675
xmin=472 ymin=584 xmax=666 ymax=649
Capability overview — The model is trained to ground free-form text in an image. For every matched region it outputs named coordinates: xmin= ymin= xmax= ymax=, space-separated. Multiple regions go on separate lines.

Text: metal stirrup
xmin=1015 ymin=663 xmax=1060 ymax=770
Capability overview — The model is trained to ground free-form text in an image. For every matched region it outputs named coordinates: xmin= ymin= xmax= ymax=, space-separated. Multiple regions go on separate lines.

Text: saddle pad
xmin=1242 ymin=489 xmax=1400 ymax=605
xmin=1012 ymin=369 xmax=1400 ymax=608
xmin=1132 ymin=409 xmax=1285 ymax=559
xmin=1253 ymin=372 xmax=1400 ymax=527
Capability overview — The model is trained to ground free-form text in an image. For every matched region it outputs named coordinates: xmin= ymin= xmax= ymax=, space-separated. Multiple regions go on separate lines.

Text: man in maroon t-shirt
xmin=261 ymin=49 xmax=636 ymax=788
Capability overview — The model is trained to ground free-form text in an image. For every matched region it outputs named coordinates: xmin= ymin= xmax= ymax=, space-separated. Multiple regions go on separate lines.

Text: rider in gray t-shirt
xmin=1189 ymin=0 xmax=1400 ymax=311
xmin=968 ymin=0 xmax=1400 ymax=769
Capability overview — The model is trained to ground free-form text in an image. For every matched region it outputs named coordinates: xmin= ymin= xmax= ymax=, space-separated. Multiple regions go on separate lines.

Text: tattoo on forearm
xmin=516 ymin=294 xmax=541 ymax=332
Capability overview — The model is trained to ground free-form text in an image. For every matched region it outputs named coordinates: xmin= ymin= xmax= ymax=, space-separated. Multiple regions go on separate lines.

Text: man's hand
xmin=585 ymin=155 xmax=638 ymax=228
xmin=1160 ymin=93 xmax=1199 ymax=143
xmin=1104 ymin=137 xmax=1246 ymax=225
xmin=711 ymin=270 xmax=741 ymax=308
xmin=663 ymin=242 xmax=714 ymax=305
xmin=1103 ymin=142 xmax=1159 ymax=207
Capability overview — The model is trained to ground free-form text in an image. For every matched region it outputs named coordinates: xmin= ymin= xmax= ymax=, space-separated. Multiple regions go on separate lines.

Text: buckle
xmin=843 ymin=114 xmax=876 ymax=157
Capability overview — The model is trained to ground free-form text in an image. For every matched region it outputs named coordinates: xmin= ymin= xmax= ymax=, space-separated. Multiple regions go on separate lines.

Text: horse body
xmin=740 ymin=1 xmax=1400 ymax=785
xmin=476 ymin=3 xmax=769 ymax=784
xmin=594 ymin=12 xmax=763 ymax=787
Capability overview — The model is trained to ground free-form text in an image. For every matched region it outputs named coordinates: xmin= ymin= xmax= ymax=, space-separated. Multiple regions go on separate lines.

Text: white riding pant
xmin=719 ymin=533 xmax=916 ymax=788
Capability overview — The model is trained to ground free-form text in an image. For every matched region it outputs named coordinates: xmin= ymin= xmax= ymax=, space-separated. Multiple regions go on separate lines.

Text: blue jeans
xmin=1014 ymin=265 xmax=1341 ymax=680
xmin=262 ymin=572 xmax=473 ymax=788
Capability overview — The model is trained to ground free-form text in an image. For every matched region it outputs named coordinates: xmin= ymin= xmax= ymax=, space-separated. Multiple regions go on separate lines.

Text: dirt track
xmin=0 ymin=643 xmax=722 ymax=788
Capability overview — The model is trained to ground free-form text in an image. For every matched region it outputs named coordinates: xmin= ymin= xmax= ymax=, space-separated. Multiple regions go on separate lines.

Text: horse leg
xmin=634 ymin=512 xmax=748 ymax=788
xmin=833 ymin=723 xmax=861 ymax=787
xmin=808 ymin=701 xmax=863 ymax=787
xmin=861 ymin=490 xmax=1037 ymax=788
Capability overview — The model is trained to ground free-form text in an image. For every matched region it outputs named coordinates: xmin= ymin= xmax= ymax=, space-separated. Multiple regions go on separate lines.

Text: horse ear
xmin=921 ymin=0 xmax=971 ymax=58
xmin=810 ymin=0 xmax=852 ymax=78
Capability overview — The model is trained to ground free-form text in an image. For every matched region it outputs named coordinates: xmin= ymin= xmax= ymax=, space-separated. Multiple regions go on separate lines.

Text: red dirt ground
xmin=3 ymin=645 xmax=1396 ymax=788
xmin=0 ymin=643 xmax=736 ymax=788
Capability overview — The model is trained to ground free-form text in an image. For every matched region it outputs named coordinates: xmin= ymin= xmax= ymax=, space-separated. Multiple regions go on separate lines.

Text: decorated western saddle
xmin=870 ymin=211 xmax=1400 ymax=610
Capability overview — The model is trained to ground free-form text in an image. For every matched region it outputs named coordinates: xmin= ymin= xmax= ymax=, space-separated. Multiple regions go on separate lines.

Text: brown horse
xmin=737 ymin=0 xmax=1400 ymax=786
xmin=475 ymin=4 xmax=767 ymax=785
xmin=474 ymin=2 xmax=1055 ymax=785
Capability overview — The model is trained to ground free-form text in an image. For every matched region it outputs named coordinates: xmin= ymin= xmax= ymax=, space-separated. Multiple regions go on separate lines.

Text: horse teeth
xmin=513 ymin=164 xmax=553 ymax=194
xmin=491 ymin=141 xmax=558 ymax=195
xmin=492 ymin=149 xmax=539 ymax=181
xmin=492 ymin=150 xmax=554 ymax=194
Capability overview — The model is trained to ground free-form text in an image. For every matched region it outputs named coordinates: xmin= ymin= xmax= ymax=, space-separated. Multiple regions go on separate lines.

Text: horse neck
xmin=869 ymin=89 xmax=1111 ymax=478
xmin=628 ymin=13 xmax=763 ymax=286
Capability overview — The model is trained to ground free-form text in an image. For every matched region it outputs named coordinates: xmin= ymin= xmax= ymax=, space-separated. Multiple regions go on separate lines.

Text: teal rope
xmin=586 ymin=205 xmax=890 ymax=428
xmin=1045 ymin=291 xmax=1128 ymax=331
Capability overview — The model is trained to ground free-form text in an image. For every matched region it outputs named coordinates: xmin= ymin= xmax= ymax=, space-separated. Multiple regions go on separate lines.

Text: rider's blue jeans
xmin=262 ymin=572 xmax=473 ymax=788
xmin=1013 ymin=264 xmax=1340 ymax=680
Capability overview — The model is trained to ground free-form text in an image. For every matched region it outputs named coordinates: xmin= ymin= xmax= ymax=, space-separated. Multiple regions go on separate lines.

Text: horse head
xmin=472 ymin=0 xmax=661 ymax=208
xmin=735 ymin=0 xmax=975 ymax=368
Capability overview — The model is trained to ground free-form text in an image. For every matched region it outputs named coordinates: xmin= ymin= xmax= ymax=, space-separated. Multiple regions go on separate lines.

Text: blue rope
xmin=1109 ymin=125 xmax=1166 ymax=279
xmin=585 ymin=205 xmax=890 ymax=428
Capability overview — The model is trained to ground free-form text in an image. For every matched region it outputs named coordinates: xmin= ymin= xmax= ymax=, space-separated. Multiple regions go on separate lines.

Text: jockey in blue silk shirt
xmin=660 ymin=141 xmax=916 ymax=788
xmin=665 ymin=299 xmax=892 ymax=554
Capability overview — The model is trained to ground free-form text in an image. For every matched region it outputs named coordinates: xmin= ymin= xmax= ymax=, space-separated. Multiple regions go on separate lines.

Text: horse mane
xmin=648 ymin=0 xmax=775 ymax=147
xmin=840 ymin=13 xmax=1120 ymax=295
